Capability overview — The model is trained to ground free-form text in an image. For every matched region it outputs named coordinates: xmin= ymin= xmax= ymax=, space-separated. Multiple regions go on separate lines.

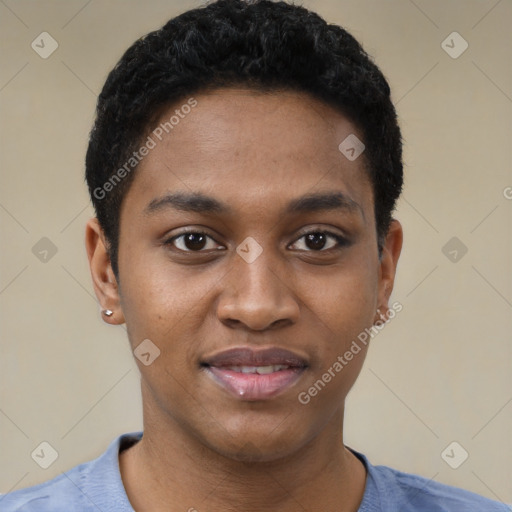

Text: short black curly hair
xmin=85 ymin=0 xmax=403 ymax=279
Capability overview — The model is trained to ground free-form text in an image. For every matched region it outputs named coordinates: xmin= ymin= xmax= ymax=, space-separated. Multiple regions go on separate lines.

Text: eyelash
xmin=164 ymin=229 xmax=349 ymax=253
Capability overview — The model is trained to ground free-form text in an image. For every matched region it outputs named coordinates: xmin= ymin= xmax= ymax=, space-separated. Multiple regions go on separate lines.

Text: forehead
xmin=122 ymin=87 xmax=373 ymax=219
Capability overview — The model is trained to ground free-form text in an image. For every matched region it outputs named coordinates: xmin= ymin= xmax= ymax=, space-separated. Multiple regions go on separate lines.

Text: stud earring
xmin=374 ymin=308 xmax=387 ymax=325
xmin=102 ymin=309 xmax=113 ymax=317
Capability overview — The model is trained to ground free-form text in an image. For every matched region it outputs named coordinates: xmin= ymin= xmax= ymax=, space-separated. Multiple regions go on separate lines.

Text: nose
xmin=216 ymin=250 xmax=300 ymax=332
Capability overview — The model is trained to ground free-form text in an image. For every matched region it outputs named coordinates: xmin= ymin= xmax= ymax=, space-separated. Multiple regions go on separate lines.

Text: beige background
xmin=1 ymin=0 xmax=511 ymax=505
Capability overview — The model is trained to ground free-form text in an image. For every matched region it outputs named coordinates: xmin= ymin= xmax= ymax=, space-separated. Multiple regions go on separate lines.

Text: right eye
xmin=164 ymin=230 xmax=225 ymax=252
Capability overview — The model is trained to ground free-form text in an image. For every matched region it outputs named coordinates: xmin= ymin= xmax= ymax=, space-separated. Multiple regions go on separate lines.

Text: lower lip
xmin=205 ymin=367 xmax=305 ymax=401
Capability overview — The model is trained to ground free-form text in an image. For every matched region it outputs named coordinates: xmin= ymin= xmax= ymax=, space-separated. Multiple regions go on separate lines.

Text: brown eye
xmin=166 ymin=231 xmax=222 ymax=252
xmin=182 ymin=233 xmax=207 ymax=250
xmin=305 ymin=232 xmax=327 ymax=250
xmin=290 ymin=231 xmax=348 ymax=252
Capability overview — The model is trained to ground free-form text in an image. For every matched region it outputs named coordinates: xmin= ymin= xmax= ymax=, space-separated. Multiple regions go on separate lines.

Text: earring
xmin=374 ymin=308 xmax=387 ymax=325
xmin=102 ymin=309 xmax=113 ymax=317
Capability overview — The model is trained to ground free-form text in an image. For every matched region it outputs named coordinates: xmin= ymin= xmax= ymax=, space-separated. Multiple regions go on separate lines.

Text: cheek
xmin=118 ymin=258 xmax=204 ymax=347
xmin=310 ymin=261 xmax=378 ymax=336
xmin=297 ymin=260 xmax=378 ymax=403
xmin=297 ymin=274 xmax=373 ymax=412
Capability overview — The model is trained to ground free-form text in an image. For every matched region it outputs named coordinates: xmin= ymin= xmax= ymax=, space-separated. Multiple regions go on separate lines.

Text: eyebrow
xmin=143 ymin=191 xmax=363 ymax=217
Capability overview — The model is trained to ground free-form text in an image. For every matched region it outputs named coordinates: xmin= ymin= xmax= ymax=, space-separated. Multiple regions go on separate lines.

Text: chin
xmin=203 ymin=420 xmax=309 ymax=464
xmin=216 ymin=439 xmax=297 ymax=464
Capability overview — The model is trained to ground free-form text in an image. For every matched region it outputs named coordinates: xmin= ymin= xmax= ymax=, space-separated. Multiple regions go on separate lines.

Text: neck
xmin=119 ymin=399 xmax=366 ymax=512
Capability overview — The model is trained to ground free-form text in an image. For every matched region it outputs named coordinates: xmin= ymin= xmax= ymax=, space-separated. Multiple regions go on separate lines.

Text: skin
xmin=86 ymin=87 xmax=403 ymax=512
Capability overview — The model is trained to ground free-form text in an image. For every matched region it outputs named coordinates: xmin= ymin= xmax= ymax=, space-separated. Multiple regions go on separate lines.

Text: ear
xmin=85 ymin=218 xmax=125 ymax=325
xmin=375 ymin=219 xmax=403 ymax=321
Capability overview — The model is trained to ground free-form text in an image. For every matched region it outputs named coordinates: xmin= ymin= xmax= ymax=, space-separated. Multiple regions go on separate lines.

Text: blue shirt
xmin=1 ymin=431 xmax=510 ymax=511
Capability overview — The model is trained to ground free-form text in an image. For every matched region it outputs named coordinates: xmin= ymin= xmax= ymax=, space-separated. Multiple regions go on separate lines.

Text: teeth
xmin=227 ymin=365 xmax=290 ymax=374
xmin=255 ymin=365 xmax=276 ymax=374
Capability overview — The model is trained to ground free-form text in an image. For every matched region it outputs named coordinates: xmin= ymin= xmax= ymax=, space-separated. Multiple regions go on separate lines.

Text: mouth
xmin=201 ymin=347 xmax=308 ymax=401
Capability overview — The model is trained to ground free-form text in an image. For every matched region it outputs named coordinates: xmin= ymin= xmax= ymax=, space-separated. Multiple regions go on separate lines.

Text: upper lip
xmin=201 ymin=347 xmax=308 ymax=368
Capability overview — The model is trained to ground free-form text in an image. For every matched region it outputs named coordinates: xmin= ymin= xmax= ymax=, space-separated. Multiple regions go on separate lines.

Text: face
xmin=87 ymin=88 xmax=402 ymax=462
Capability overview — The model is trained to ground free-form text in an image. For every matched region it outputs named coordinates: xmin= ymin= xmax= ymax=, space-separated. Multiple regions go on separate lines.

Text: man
xmin=2 ymin=0 xmax=509 ymax=510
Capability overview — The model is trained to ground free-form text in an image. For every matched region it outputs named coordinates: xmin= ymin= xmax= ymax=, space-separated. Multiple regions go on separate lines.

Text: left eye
xmin=290 ymin=231 xmax=348 ymax=251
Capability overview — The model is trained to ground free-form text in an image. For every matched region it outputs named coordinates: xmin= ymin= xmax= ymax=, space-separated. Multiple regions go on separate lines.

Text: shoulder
xmin=352 ymin=449 xmax=511 ymax=512
xmin=0 ymin=460 xmax=93 ymax=512
xmin=377 ymin=464 xmax=509 ymax=511
xmin=0 ymin=432 xmax=142 ymax=512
